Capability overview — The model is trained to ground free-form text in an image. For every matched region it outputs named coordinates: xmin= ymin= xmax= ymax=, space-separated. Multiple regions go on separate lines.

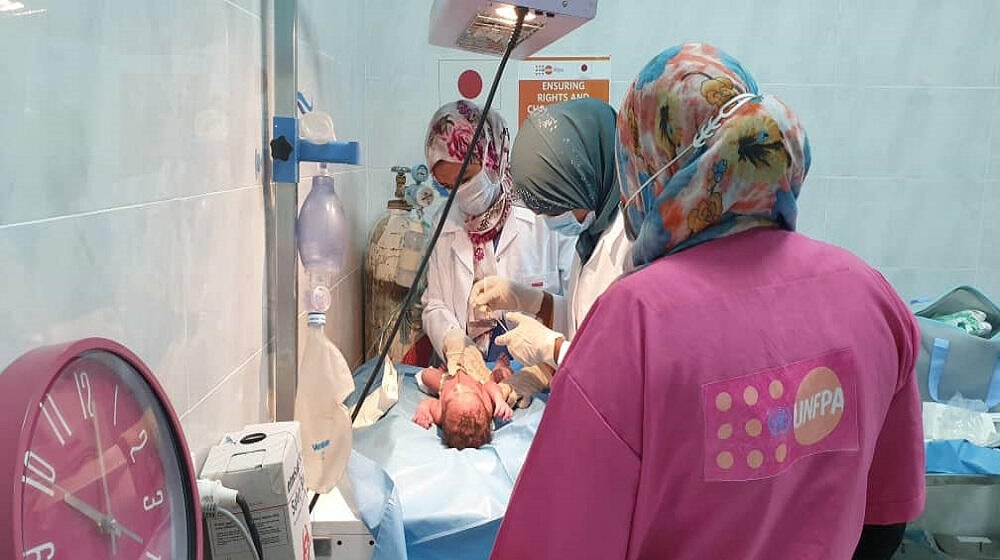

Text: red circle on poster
xmin=458 ymin=70 xmax=483 ymax=99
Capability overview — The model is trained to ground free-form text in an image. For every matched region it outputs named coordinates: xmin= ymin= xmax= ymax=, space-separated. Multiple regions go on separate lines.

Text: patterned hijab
xmin=616 ymin=43 xmax=811 ymax=268
xmin=425 ymin=100 xmax=513 ymax=251
xmin=512 ymin=98 xmax=619 ymax=262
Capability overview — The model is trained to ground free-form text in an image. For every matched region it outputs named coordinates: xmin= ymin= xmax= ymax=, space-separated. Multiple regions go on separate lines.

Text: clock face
xmin=18 ymin=350 xmax=197 ymax=560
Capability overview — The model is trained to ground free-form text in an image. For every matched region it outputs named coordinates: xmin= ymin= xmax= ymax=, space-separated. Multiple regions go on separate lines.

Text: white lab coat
xmin=565 ymin=212 xmax=632 ymax=340
xmin=422 ymin=204 xmax=575 ymax=359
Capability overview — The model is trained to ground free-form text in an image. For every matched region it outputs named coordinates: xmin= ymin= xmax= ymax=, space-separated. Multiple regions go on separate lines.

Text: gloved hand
xmin=494 ymin=312 xmax=563 ymax=367
xmin=470 ymin=276 xmax=545 ymax=315
xmin=500 ymin=365 xmax=553 ymax=408
xmin=443 ymin=328 xmax=471 ymax=377
xmin=461 ymin=344 xmax=492 ymax=383
xmin=443 ymin=328 xmax=492 ymax=381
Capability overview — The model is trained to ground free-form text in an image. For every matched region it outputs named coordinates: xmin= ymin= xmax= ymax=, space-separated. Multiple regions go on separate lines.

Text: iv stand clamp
xmin=270 ymin=117 xmax=361 ymax=183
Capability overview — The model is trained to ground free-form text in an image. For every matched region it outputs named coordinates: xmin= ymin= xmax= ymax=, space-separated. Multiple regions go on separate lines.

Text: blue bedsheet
xmin=344 ymin=359 xmax=547 ymax=560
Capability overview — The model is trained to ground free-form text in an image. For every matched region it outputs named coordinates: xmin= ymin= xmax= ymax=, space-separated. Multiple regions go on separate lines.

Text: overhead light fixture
xmin=429 ymin=0 xmax=597 ymax=59
xmin=495 ymin=5 xmax=536 ymax=22
xmin=0 ymin=1 xmax=25 ymax=12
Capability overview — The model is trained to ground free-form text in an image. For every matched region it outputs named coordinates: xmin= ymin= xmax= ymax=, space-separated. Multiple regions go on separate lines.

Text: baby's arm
xmin=413 ymin=397 xmax=442 ymax=429
xmin=420 ymin=366 xmax=445 ymax=395
xmin=484 ymin=382 xmax=513 ymax=421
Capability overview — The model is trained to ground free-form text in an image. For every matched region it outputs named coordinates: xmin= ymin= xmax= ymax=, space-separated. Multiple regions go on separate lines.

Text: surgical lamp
xmin=429 ymin=0 xmax=598 ymax=59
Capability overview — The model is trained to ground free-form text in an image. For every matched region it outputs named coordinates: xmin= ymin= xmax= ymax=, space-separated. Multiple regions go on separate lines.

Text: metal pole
xmin=268 ymin=0 xmax=299 ymax=421
xmin=260 ymin=0 xmax=277 ymax=421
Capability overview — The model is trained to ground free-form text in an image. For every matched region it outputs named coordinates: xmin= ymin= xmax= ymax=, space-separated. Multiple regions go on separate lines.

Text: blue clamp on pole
xmin=270 ymin=116 xmax=361 ymax=184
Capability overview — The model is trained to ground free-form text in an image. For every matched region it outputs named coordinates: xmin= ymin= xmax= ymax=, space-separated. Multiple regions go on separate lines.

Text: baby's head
xmin=440 ymin=384 xmax=493 ymax=449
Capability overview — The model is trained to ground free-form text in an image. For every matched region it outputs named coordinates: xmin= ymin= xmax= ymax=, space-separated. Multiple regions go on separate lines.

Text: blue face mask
xmin=543 ymin=210 xmax=595 ymax=236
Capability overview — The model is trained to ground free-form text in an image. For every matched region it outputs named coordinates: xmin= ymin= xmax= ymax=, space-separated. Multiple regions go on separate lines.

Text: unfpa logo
xmin=793 ymin=367 xmax=845 ymax=445
xmin=534 ymin=64 xmax=555 ymax=76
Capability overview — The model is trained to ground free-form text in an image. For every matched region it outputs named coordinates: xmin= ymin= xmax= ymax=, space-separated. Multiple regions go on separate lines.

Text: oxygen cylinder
xmin=363 ymin=167 xmax=434 ymax=365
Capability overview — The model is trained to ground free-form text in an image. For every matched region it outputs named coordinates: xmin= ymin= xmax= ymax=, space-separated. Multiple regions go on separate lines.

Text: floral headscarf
xmin=425 ymin=100 xmax=513 ymax=248
xmin=512 ymin=98 xmax=620 ymax=262
xmin=616 ymin=43 xmax=811 ymax=268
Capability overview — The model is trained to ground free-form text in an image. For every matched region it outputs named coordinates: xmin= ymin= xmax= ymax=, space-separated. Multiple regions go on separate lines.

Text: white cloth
xmin=565 ymin=213 xmax=632 ymax=339
xmin=422 ymin=205 xmax=575 ymax=360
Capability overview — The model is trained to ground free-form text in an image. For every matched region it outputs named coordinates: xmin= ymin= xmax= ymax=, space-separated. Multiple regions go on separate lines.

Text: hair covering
xmin=616 ymin=43 xmax=811 ymax=268
xmin=512 ymin=98 xmax=619 ymax=262
xmin=425 ymin=100 xmax=513 ymax=240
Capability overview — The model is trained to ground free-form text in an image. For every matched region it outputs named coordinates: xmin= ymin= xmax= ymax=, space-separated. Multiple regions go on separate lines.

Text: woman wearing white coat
xmin=471 ymin=99 xmax=631 ymax=370
xmin=421 ymin=100 xmax=574 ymax=379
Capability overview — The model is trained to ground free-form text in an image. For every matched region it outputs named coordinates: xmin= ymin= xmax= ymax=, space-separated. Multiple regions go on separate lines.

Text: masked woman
xmin=421 ymin=100 xmax=574 ymax=380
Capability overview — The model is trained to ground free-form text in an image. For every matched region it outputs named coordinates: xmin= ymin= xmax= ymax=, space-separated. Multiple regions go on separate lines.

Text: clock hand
xmin=55 ymin=483 xmax=144 ymax=545
xmin=90 ymin=406 xmax=118 ymax=556
xmin=102 ymin=517 xmax=145 ymax=545
xmin=57 ymin=482 xmax=103 ymax=526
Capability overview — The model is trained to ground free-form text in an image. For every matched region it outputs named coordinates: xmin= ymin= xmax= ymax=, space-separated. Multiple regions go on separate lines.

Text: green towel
xmin=932 ymin=309 xmax=993 ymax=338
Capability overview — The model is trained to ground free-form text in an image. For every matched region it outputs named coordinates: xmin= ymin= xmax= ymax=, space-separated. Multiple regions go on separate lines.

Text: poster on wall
xmin=518 ymin=56 xmax=610 ymax=125
xmin=438 ymin=59 xmax=502 ymax=109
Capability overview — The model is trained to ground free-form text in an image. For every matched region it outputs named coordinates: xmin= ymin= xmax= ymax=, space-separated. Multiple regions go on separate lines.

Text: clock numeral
xmin=22 ymin=451 xmax=56 ymax=497
xmin=129 ymin=429 xmax=149 ymax=463
xmin=39 ymin=395 xmax=72 ymax=446
xmin=144 ymin=553 xmax=161 ymax=560
xmin=143 ymin=489 xmax=164 ymax=511
xmin=22 ymin=541 xmax=55 ymax=560
xmin=74 ymin=371 xmax=94 ymax=420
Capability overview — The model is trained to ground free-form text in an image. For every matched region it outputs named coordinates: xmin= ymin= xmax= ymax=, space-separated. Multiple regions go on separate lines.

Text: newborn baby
xmin=412 ymin=358 xmax=515 ymax=449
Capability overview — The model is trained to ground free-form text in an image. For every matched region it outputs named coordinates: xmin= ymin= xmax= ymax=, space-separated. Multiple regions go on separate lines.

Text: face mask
xmin=544 ymin=210 xmax=595 ymax=236
xmin=455 ymin=170 xmax=501 ymax=216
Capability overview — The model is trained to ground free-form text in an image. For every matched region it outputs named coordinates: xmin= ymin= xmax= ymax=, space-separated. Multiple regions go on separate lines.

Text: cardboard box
xmin=201 ymin=422 xmax=314 ymax=560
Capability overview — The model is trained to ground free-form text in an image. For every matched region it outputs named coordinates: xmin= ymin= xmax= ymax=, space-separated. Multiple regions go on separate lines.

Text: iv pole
xmin=266 ymin=0 xmax=360 ymax=421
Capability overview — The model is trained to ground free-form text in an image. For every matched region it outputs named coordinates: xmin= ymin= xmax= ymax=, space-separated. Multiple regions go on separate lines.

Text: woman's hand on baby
xmin=444 ymin=329 xmax=471 ymax=376
xmin=462 ymin=345 xmax=492 ymax=381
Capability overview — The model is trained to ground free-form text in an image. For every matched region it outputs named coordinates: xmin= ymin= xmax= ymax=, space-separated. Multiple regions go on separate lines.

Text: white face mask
xmin=455 ymin=170 xmax=501 ymax=216
xmin=544 ymin=210 xmax=595 ymax=236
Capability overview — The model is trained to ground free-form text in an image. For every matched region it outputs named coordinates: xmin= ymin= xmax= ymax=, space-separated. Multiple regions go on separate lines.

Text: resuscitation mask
xmin=623 ymin=93 xmax=760 ymax=213
xmin=455 ymin=170 xmax=501 ymax=216
xmin=543 ymin=210 xmax=595 ymax=236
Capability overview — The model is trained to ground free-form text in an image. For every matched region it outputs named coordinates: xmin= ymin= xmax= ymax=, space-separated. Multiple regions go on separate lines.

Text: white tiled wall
xmin=0 ymin=0 xmax=272 ymax=467
xmin=0 ymin=0 xmax=370 ymax=467
xmin=358 ymin=0 xmax=1000 ymax=303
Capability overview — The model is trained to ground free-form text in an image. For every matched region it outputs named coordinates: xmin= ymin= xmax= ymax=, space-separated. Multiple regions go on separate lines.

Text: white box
xmin=311 ymin=488 xmax=373 ymax=560
xmin=201 ymin=422 xmax=314 ymax=560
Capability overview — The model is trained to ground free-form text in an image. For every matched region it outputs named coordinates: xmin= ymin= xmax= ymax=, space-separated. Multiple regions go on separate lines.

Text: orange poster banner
xmin=518 ymin=79 xmax=610 ymax=125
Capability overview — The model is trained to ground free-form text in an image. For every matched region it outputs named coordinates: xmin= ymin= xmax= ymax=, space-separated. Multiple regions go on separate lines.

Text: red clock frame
xmin=0 ymin=338 xmax=202 ymax=559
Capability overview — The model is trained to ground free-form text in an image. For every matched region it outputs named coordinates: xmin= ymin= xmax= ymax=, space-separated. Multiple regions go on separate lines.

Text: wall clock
xmin=0 ymin=338 xmax=201 ymax=559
